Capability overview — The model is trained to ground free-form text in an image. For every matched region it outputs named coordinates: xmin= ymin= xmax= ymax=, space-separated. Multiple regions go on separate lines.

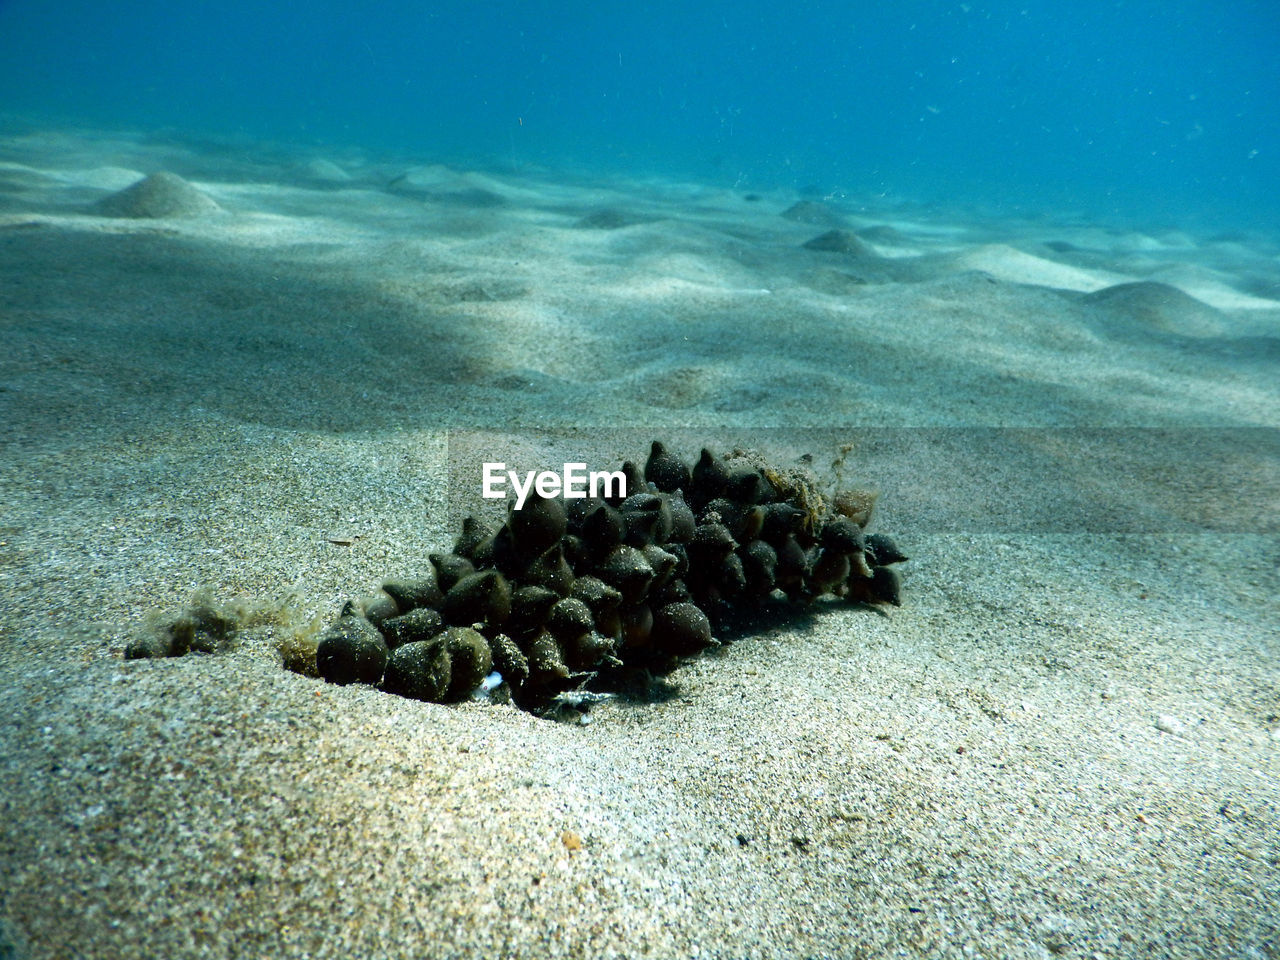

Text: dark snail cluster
xmin=309 ymin=442 xmax=907 ymax=715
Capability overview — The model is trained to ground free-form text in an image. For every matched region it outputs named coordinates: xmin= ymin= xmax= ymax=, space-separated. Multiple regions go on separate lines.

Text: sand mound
xmin=780 ymin=199 xmax=847 ymax=227
xmin=296 ymin=158 xmax=352 ymax=183
xmin=94 ymin=171 xmax=221 ymax=219
xmin=1084 ymin=280 xmax=1227 ymax=338
xmin=950 ymin=243 xmax=1117 ymax=291
xmin=801 ymin=229 xmax=873 ymax=256
xmin=387 ymin=164 xmax=508 ymax=207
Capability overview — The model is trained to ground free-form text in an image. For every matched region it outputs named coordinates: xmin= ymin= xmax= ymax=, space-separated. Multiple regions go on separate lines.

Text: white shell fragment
xmin=470 ymin=671 xmax=504 ymax=701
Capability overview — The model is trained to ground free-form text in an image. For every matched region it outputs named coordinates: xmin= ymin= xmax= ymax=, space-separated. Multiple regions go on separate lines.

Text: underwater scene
xmin=0 ymin=2 xmax=1277 ymax=958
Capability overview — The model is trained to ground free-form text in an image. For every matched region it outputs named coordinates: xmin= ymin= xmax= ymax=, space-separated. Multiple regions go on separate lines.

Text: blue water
xmin=1 ymin=0 xmax=1276 ymax=230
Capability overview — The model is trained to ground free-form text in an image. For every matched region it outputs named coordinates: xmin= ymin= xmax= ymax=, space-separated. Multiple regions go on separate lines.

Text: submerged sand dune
xmin=0 ymin=128 xmax=1277 ymax=959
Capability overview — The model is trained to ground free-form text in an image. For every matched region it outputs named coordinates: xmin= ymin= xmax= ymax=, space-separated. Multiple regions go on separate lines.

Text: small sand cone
xmin=94 ymin=171 xmax=221 ymax=219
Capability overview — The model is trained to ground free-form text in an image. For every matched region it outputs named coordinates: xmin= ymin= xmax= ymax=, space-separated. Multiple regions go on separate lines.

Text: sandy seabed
xmin=0 ymin=127 xmax=1277 ymax=959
